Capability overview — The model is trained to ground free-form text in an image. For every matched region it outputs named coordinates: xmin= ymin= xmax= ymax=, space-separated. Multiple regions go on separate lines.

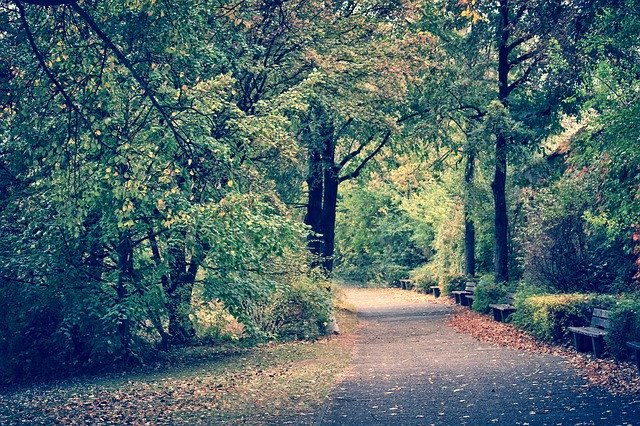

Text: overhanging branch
xmin=339 ymin=131 xmax=391 ymax=183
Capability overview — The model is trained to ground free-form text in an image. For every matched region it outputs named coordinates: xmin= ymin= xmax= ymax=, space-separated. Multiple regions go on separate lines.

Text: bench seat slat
xmin=592 ymin=308 xmax=610 ymax=319
xmin=627 ymin=341 xmax=640 ymax=351
xmin=568 ymin=326 xmax=607 ymax=338
xmin=489 ymin=303 xmax=515 ymax=311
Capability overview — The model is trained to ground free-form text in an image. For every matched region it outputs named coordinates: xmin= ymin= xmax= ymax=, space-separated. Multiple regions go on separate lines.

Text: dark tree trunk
xmin=304 ymin=144 xmax=324 ymax=261
xmin=320 ymin=116 xmax=338 ymax=273
xmin=166 ymin=244 xmax=197 ymax=344
xmin=464 ymin=148 xmax=476 ymax=277
xmin=116 ymin=230 xmax=134 ymax=361
xmin=492 ymin=0 xmax=510 ymax=284
xmin=321 ymin=165 xmax=339 ymax=273
xmin=492 ymin=133 xmax=509 ymax=283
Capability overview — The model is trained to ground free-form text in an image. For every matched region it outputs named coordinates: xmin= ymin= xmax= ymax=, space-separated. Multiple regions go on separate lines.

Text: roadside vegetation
xmin=1 ymin=0 xmax=639 ymax=409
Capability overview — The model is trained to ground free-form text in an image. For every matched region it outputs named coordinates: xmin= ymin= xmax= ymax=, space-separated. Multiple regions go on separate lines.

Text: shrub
xmin=472 ymin=278 xmax=507 ymax=314
xmin=443 ymin=274 xmax=467 ymax=296
xmin=511 ymin=293 xmax=593 ymax=343
xmin=605 ymin=297 xmax=640 ymax=360
xmin=410 ymin=264 xmax=439 ymax=293
xmin=270 ymin=278 xmax=333 ymax=340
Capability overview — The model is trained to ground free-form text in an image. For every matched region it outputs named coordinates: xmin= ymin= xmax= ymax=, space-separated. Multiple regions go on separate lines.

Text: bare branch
xmin=339 ymin=131 xmax=391 ymax=183
xmin=338 ymin=133 xmax=374 ymax=168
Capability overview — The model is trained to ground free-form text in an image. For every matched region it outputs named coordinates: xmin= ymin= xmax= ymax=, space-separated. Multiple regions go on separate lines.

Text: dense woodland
xmin=0 ymin=0 xmax=639 ymax=382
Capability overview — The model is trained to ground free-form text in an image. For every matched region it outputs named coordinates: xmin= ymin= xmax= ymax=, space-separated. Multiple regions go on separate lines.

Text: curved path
xmin=318 ymin=288 xmax=640 ymax=425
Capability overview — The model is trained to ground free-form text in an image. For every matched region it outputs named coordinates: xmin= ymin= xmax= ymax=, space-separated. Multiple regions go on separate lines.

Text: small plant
xmin=511 ymin=293 xmax=593 ymax=343
xmin=443 ymin=274 xmax=467 ymax=296
xmin=472 ymin=280 xmax=507 ymax=314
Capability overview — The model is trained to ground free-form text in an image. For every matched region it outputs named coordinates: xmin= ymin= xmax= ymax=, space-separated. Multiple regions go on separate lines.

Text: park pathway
xmin=317 ymin=288 xmax=640 ymax=425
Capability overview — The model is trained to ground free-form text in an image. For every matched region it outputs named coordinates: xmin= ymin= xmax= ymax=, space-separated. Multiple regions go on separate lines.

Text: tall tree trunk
xmin=320 ymin=115 xmax=338 ymax=273
xmin=492 ymin=0 xmax=510 ymax=284
xmin=166 ymin=243 xmax=197 ymax=344
xmin=464 ymin=148 xmax=476 ymax=277
xmin=116 ymin=230 xmax=134 ymax=362
xmin=304 ymin=144 xmax=324 ymax=262
xmin=321 ymin=165 xmax=339 ymax=273
xmin=492 ymin=133 xmax=509 ymax=283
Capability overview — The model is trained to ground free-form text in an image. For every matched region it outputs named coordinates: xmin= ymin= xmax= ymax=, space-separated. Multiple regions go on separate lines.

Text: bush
xmin=511 ymin=293 xmax=593 ymax=343
xmin=270 ymin=278 xmax=333 ymax=340
xmin=605 ymin=297 xmax=640 ymax=360
xmin=472 ymin=277 xmax=507 ymax=314
xmin=410 ymin=264 xmax=439 ymax=293
xmin=443 ymin=275 xmax=467 ymax=296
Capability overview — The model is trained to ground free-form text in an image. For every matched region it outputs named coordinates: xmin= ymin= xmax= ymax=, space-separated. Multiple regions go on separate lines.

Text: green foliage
xmin=270 ymin=278 xmax=333 ymax=340
xmin=604 ymin=297 xmax=640 ymax=360
xmin=409 ymin=264 xmax=439 ymax=293
xmin=335 ymin=182 xmax=426 ymax=284
xmin=519 ymin=178 xmax=634 ymax=293
xmin=471 ymin=277 xmax=507 ymax=314
xmin=443 ymin=275 xmax=467 ymax=296
xmin=511 ymin=294 xmax=593 ymax=343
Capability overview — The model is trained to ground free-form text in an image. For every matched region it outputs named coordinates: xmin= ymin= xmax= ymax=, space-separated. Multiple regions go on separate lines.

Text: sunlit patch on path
xmin=319 ymin=288 xmax=640 ymax=425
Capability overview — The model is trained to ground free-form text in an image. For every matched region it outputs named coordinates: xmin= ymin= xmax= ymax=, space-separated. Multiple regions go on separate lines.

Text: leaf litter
xmin=448 ymin=307 xmax=640 ymax=395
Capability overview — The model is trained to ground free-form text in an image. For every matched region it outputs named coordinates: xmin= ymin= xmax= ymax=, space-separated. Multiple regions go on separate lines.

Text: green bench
xmin=627 ymin=342 xmax=640 ymax=371
xmin=568 ymin=308 xmax=610 ymax=358
xmin=451 ymin=282 xmax=475 ymax=307
xmin=489 ymin=293 xmax=516 ymax=322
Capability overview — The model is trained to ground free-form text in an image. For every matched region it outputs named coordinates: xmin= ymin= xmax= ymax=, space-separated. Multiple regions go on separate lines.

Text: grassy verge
xmin=0 ymin=309 xmax=358 ymax=425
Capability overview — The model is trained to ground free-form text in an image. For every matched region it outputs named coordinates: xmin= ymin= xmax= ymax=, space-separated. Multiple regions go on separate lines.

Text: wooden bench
xmin=430 ymin=286 xmax=441 ymax=298
xmin=627 ymin=342 xmax=640 ymax=371
xmin=489 ymin=293 xmax=516 ymax=322
xmin=567 ymin=308 xmax=610 ymax=358
xmin=399 ymin=279 xmax=414 ymax=291
xmin=451 ymin=282 xmax=475 ymax=307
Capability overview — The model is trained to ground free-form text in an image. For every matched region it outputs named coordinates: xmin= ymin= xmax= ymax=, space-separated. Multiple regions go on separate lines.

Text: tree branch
xmin=339 ymin=131 xmax=391 ymax=183
xmin=69 ymin=2 xmax=191 ymax=152
xmin=16 ymin=1 xmax=98 ymax=138
xmin=338 ymin=133 xmax=374 ymax=168
xmin=509 ymin=49 xmax=540 ymax=69
xmin=506 ymin=34 xmax=534 ymax=54
xmin=507 ymin=61 xmax=537 ymax=95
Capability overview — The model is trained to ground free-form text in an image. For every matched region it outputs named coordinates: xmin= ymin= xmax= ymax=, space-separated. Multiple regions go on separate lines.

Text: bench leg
xmin=573 ymin=333 xmax=588 ymax=353
xmin=433 ymin=288 xmax=440 ymax=298
xmin=492 ymin=309 xmax=501 ymax=322
xmin=592 ymin=337 xmax=605 ymax=358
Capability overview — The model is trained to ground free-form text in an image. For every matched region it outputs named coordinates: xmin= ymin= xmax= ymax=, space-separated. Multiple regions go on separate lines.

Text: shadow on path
xmin=318 ymin=288 xmax=640 ymax=425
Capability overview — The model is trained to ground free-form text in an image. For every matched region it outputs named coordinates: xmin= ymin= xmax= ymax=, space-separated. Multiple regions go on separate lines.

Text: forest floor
xmin=0 ymin=302 xmax=359 ymax=425
xmin=319 ymin=288 xmax=640 ymax=425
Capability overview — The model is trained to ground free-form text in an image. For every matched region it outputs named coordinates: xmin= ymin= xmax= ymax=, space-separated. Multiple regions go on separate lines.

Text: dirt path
xmin=318 ymin=288 xmax=640 ymax=425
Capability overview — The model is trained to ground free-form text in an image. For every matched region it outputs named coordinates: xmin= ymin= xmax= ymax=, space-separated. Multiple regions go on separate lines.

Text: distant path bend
xmin=318 ymin=288 xmax=639 ymax=425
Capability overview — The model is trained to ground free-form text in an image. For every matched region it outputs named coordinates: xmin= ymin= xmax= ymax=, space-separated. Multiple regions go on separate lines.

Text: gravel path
xmin=318 ymin=288 xmax=640 ymax=425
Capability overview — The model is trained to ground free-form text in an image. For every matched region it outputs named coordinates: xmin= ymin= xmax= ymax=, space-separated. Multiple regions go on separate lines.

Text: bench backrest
xmin=590 ymin=308 xmax=610 ymax=330
xmin=465 ymin=282 xmax=475 ymax=293
xmin=505 ymin=293 xmax=516 ymax=305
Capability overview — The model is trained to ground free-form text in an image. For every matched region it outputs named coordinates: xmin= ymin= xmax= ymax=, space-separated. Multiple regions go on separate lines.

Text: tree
xmin=0 ymin=0 xmax=323 ymax=370
xmin=298 ymin=1 xmax=433 ymax=272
